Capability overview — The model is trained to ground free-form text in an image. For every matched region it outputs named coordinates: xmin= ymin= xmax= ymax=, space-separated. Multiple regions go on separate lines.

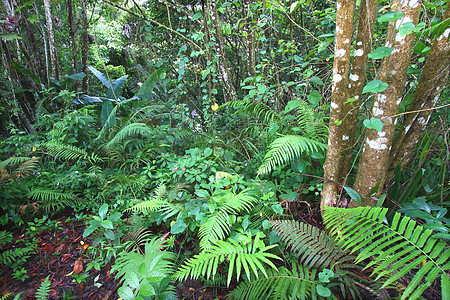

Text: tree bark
xmin=43 ymin=0 xmax=59 ymax=80
xmin=208 ymin=0 xmax=237 ymax=102
xmin=244 ymin=0 xmax=256 ymax=77
xmin=81 ymin=0 xmax=89 ymax=93
xmin=353 ymin=0 xmax=421 ymax=205
xmin=387 ymin=4 xmax=450 ymax=179
xmin=321 ymin=0 xmax=356 ymax=210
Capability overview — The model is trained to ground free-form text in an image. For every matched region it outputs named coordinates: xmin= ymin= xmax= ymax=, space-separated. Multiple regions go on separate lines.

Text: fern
xmin=0 ymin=247 xmax=34 ymax=266
xmin=229 ymin=265 xmax=320 ymax=300
xmin=0 ymin=157 xmax=39 ymax=177
xmin=324 ymin=207 xmax=450 ymax=300
xmin=0 ymin=231 xmax=13 ymax=245
xmin=35 ymin=276 xmax=51 ymax=300
xmin=111 ymin=237 xmax=175 ymax=299
xmin=174 ymin=234 xmax=281 ymax=286
xmin=271 ymin=220 xmax=352 ymax=269
xmin=258 ymin=135 xmax=327 ymax=175
xmin=198 ymin=189 xmax=258 ymax=249
xmin=122 ymin=227 xmax=153 ymax=254
xmin=44 ymin=141 xmax=102 ymax=163
xmin=27 ymin=188 xmax=76 ymax=212
xmin=0 ymin=293 xmax=23 ymax=300
xmin=105 ymin=123 xmax=152 ymax=149
xmin=223 ymin=100 xmax=281 ymax=125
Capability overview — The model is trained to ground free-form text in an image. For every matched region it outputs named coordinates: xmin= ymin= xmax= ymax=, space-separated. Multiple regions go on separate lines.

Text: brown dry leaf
xmin=73 ymin=257 xmax=83 ymax=274
xmin=65 ymin=271 xmax=74 ymax=277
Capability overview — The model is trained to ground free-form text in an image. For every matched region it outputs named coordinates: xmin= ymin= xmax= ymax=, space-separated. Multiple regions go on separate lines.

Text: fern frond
xmin=126 ymin=199 xmax=184 ymax=220
xmin=223 ymin=100 xmax=281 ymax=125
xmin=324 ymin=207 xmax=450 ymax=300
xmin=12 ymin=157 xmax=39 ymax=175
xmin=229 ymin=265 xmax=318 ymax=300
xmin=105 ymin=123 xmax=152 ymax=149
xmin=0 ymin=231 xmax=13 ymax=245
xmin=199 ymin=190 xmax=258 ymax=249
xmin=0 ymin=157 xmax=34 ymax=168
xmin=0 ymin=247 xmax=34 ymax=265
xmin=0 ymin=293 xmax=14 ymax=300
xmin=174 ymin=235 xmax=281 ymax=286
xmin=122 ymin=227 xmax=153 ymax=254
xmin=44 ymin=141 xmax=102 ymax=163
xmin=35 ymin=276 xmax=51 ymax=300
xmin=258 ymin=135 xmax=326 ymax=175
xmin=27 ymin=188 xmax=76 ymax=212
xmin=271 ymin=220 xmax=352 ymax=269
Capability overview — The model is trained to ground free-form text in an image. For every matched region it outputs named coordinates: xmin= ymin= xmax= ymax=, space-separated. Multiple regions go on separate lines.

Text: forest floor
xmin=0 ymin=212 xmax=230 ymax=300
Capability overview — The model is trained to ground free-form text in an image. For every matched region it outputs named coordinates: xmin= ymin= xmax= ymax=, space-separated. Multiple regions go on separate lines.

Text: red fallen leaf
xmin=49 ymin=289 xmax=57 ymax=297
xmin=73 ymin=257 xmax=83 ymax=274
xmin=82 ymin=244 xmax=89 ymax=251
xmin=54 ymin=244 xmax=65 ymax=252
xmin=61 ymin=254 xmax=71 ymax=263
xmin=43 ymin=243 xmax=53 ymax=252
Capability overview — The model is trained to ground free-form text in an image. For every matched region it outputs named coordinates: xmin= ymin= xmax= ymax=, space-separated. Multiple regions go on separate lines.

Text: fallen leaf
xmin=83 ymin=244 xmax=89 ymax=251
xmin=65 ymin=271 xmax=74 ymax=277
xmin=73 ymin=257 xmax=83 ymax=274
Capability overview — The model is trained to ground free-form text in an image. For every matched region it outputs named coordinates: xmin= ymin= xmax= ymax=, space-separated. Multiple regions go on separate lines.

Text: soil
xmin=0 ymin=214 xmax=229 ymax=300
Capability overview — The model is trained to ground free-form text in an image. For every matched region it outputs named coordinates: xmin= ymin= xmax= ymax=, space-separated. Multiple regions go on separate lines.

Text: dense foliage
xmin=0 ymin=0 xmax=449 ymax=299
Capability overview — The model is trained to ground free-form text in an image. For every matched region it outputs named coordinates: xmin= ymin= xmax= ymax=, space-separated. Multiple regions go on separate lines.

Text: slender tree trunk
xmin=67 ymin=0 xmax=78 ymax=74
xmin=321 ymin=0 xmax=356 ymax=210
xmin=244 ymin=0 xmax=256 ymax=77
xmin=43 ymin=0 xmax=59 ymax=80
xmin=387 ymin=5 xmax=450 ymax=179
xmin=340 ymin=0 xmax=378 ymax=183
xmin=353 ymin=0 xmax=421 ymax=205
xmin=208 ymin=0 xmax=237 ymax=102
xmin=81 ymin=0 xmax=89 ymax=93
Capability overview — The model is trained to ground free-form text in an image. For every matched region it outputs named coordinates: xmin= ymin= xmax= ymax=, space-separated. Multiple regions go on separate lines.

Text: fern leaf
xmin=174 ymin=235 xmax=281 ymax=287
xmin=228 ymin=265 xmax=318 ymax=300
xmin=199 ymin=190 xmax=257 ymax=249
xmin=323 ymin=207 xmax=450 ymax=300
xmin=258 ymin=135 xmax=326 ymax=175
xmin=44 ymin=141 xmax=102 ymax=163
xmin=27 ymin=188 xmax=76 ymax=212
xmin=223 ymin=100 xmax=281 ymax=125
xmin=0 ymin=247 xmax=34 ymax=265
xmin=35 ymin=276 xmax=51 ymax=300
xmin=105 ymin=123 xmax=152 ymax=148
xmin=271 ymin=220 xmax=352 ymax=269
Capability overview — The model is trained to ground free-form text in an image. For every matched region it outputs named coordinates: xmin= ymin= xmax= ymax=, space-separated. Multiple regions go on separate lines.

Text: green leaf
xmin=203 ymin=147 xmax=213 ymax=157
xmin=104 ymin=229 xmax=116 ymax=240
xmin=83 ymin=225 xmax=98 ymax=238
xmin=362 ymin=80 xmax=388 ymax=94
xmin=195 ymin=189 xmax=210 ymax=198
xmin=307 ymin=90 xmax=321 ymax=107
xmin=67 ymin=72 xmax=86 ymax=80
xmin=2 ymin=33 xmax=22 ymax=41
xmin=368 ymin=47 xmax=394 ymax=59
xmin=363 ymin=117 xmax=384 ymax=132
xmin=101 ymin=101 xmax=116 ymax=129
xmin=192 ymin=12 xmax=202 ymax=21
xmin=107 ymin=75 xmax=128 ymax=99
xmin=442 ymin=273 xmax=450 ymax=300
xmin=284 ymin=100 xmax=303 ymax=112
xmin=378 ymin=11 xmax=404 ymax=22
xmin=88 ymin=65 xmax=111 ymax=89
xmin=138 ymin=68 xmax=167 ymax=97
xmin=99 ymin=204 xmax=108 ymax=220
xmin=139 ymin=283 xmax=156 ymax=296
xmin=316 ymin=285 xmax=331 ymax=297
xmin=344 ymin=97 xmax=358 ymax=104
xmin=310 ymin=76 xmax=324 ymax=85
xmin=342 ymin=186 xmax=362 ymax=205
xmin=171 ymin=220 xmax=187 ymax=234
xmin=101 ymin=220 xmax=114 ymax=229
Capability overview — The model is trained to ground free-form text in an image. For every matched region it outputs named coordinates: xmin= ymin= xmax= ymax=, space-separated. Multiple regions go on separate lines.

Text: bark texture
xmin=81 ymin=0 xmax=89 ymax=93
xmin=353 ymin=0 xmax=421 ymax=205
xmin=43 ymin=0 xmax=59 ymax=80
xmin=208 ymin=0 xmax=238 ymax=102
xmin=321 ymin=0 xmax=356 ymax=210
xmin=388 ymin=4 xmax=450 ymax=179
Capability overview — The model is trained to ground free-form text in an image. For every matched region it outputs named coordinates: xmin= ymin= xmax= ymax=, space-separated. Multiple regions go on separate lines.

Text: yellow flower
xmin=211 ymin=103 xmax=219 ymax=111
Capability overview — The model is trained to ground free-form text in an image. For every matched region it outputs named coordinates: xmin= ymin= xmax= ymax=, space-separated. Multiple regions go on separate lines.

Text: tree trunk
xmin=352 ymin=0 xmax=421 ymax=205
xmin=208 ymin=0 xmax=237 ymax=102
xmin=244 ymin=0 xmax=256 ymax=77
xmin=43 ymin=0 xmax=59 ymax=80
xmin=321 ymin=0 xmax=356 ymax=210
xmin=387 ymin=4 xmax=450 ymax=179
xmin=81 ymin=0 xmax=89 ymax=93
xmin=67 ymin=0 xmax=78 ymax=75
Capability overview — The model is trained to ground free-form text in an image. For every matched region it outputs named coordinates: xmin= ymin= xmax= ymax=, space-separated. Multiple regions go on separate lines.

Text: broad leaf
xmin=101 ymin=101 xmax=116 ymax=128
xmin=363 ymin=117 xmax=384 ymax=132
xmin=362 ymin=80 xmax=388 ymax=94
xmin=88 ymin=65 xmax=111 ymax=89
xmin=368 ymin=47 xmax=393 ymax=59
xmin=342 ymin=186 xmax=362 ymax=205
xmin=107 ymin=75 xmax=128 ymax=99
xmin=378 ymin=11 xmax=404 ymax=22
xmin=138 ymin=67 xmax=167 ymax=97
xmin=171 ymin=220 xmax=187 ymax=234
xmin=307 ymin=90 xmax=321 ymax=107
